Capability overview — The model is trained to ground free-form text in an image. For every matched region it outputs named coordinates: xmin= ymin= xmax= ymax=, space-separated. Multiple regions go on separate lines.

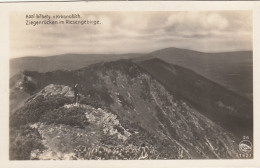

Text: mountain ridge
xmin=10 ymin=58 xmax=252 ymax=136
xmin=10 ymin=61 xmax=241 ymax=159
xmin=10 ymin=56 xmax=253 ymax=160
xmin=10 ymin=47 xmax=253 ymax=100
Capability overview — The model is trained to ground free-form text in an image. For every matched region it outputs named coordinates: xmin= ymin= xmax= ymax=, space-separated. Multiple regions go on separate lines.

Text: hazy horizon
xmin=10 ymin=46 xmax=253 ymax=59
xmin=10 ymin=11 xmax=252 ymax=58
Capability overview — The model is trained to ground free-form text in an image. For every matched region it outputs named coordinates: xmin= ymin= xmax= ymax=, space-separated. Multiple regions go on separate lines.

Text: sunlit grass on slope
xmin=30 ymin=103 xmax=159 ymax=160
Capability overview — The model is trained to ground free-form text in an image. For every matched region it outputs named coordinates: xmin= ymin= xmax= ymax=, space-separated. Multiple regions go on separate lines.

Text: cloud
xmin=10 ymin=11 xmax=252 ymax=58
xmin=163 ymin=12 xmax=230 ymax=38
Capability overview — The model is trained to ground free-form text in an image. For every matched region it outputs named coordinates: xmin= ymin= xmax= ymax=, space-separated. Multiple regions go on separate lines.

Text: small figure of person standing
xmin=73 ymin=84 xmax=79 ymax=104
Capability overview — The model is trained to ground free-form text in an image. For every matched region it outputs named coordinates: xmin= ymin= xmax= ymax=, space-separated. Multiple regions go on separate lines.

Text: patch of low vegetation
xmin=79 ymin=96 xmax=101 ymax=109
xmin=117 ymin=95 xmax=133 ymax=109
xmin=140 ymin=78 xmax=153 ymax=101
xmin=41 ymin=106 xmax=89 ymax=128
xmin=73 ymin=144 xmax=158 ymax=160
xmin=10 ymin=95 xmax=72 ymax=128
xmin=9 ymin=125 xmax=46 ymax=160
xmin=21 ymin=80 xmax=37 ymax=95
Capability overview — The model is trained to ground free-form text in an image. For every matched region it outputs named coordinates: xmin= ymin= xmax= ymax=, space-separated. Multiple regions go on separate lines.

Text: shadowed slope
xmin=10 ymin=59 xmax=248 ymax=159
xmin=135 ymin=58 xmax=253 ymax=139
xmin=134 ymin=47 xmax=253 ymax=100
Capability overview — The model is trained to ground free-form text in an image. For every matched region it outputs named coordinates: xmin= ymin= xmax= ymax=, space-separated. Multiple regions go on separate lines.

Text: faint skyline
xmin=10 ymin=11 xmax=252 ymax=58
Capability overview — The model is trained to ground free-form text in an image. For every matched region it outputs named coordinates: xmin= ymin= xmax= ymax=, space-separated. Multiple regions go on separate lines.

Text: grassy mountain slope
xmin=10 ymin=59 xmax=246 ymax=160
xmin=135 ymin=58 xmax=253 ymax=139
xmin=134 ymin=48 xmax=253 ymax=100
xmin=10 ymin=47 xmax=253 ymax=100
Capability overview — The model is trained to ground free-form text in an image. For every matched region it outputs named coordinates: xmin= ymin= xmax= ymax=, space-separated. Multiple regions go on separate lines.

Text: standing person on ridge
xmin=73 ymin=83 xmax=79 ymax=104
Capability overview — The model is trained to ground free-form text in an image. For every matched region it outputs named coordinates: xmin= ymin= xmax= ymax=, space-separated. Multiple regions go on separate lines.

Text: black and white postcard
xmin=1 ymin=1 xmax=260 ymax=168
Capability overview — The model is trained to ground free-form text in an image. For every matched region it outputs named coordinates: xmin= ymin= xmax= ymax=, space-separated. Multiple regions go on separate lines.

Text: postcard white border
xmin=0 ymin=1 xmax=260 ymax=168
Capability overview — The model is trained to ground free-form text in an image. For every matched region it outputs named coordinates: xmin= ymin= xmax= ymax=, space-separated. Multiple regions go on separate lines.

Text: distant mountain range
xmin=10 ymin=53 xmax=143 ymax=77
xmin=10 ymin=56 xmax=253 ymax=159
xmin=10 ymin=47 xmax=253 ymax=100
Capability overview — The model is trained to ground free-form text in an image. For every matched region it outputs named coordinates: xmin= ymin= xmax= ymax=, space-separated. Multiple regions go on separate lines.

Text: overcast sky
xmin=10 ymin=11 xmax=252 ymax=58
